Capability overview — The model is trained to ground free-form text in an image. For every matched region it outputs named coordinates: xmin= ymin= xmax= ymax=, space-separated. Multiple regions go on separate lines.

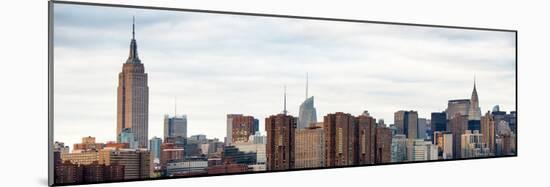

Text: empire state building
xmin=116 ymin=18 xmax=149 ymax=148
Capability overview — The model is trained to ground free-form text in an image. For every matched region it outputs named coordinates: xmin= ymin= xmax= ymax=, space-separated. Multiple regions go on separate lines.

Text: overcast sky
xmin=53 ymin=4 xmax=516 ymax=147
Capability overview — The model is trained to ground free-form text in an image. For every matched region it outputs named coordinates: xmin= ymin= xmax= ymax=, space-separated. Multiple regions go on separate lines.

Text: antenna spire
xmin=474 ymin=74 xmax=476 ymax=89
xmin=126 ymin=16 xmax=141 ymax=64
xmin=174 ymin=96 xmax=177 ymax=117
xmin=132 ymin=16 xmax=135 ymax=39
xmin=283 ymin=85 xmax=287 ymax=115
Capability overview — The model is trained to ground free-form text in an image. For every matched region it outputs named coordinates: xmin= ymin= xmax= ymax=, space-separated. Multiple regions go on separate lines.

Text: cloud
xmin=53 ymin=3 xmax=516 ymax=147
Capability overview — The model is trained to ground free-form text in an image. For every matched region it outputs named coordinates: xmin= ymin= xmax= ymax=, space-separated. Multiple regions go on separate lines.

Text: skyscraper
xmin=117 ymin=18 xmax=149 ymax=148
xmin=394 ymin=110 xmax=418 ymax=139
xmin=163 ymin=115 xmax=187 ymax=141
xmin=265 ymin=85 xmax=296 ymax=171
xmin=450 ymin=114 xmax=468 ymax=159
xmin=298 ymin=73 xmax=317 ymax=129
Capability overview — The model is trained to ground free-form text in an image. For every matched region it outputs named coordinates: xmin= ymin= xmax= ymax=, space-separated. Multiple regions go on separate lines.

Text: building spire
xmin=126 ymin=16 xmax=141 ymax=64
xmin=474 ymin=74 xmax=476 ymax=90
xmin=283 ymin=85 xmax=288 ymax=115
xmin=305 ymin=72 xmax=309 ymax=99
xmin=174 ymin=96 xmax=177 ymax=117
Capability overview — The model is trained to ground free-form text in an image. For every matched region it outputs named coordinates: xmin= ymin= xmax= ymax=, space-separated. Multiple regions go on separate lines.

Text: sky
xmin=53 ymin=3 xmax=516 ymax=147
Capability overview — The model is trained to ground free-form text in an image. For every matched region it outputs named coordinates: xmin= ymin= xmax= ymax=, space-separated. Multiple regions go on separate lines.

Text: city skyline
xmin=53 ymin=4 xmax=515 ymax=147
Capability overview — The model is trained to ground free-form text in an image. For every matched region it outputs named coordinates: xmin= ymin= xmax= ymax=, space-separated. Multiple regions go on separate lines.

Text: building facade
xmin=391 ymin=134 xmax=408 ymax=162
xmin=73 ymin=136 xmax=105 ymax=152
xmin=119 ymin=128 xmax=139 ymax=149
xmin=480 ymin=111 xmax=495 ymax=154
xmin=295 ymin=126 xmax=325 ymax=169
xmin=450 ymin=114 xmax=468 ymax=159
xmin=375 ymin=127 xmax=392 ymax=163
xmin=159 ymin=143 xmax=185 ymax=171
xmin=461 ymin=130 xmax=490 ymax=158
xmin=98 ymin=149 xmax=150 ymax=180
xmin=61 ymin=151 xmax=100 ymax=165
xmin=447 ymin=99 xmax=470 ymax=120
xmin=228 ymin=114 xmax=258 ymax=144
xmin=431 ymin=112 xmax=447 ymax=132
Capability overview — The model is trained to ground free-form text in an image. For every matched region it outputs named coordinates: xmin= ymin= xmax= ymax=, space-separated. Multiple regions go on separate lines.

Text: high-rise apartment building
xmin=375 ymin=127 xmax=392 ymax=163
xmin=356 ymin=111 xmax=376 ymax=165
xmin=324 ymin=112 xmax=357 ymax=167
xmin=265 ymin=114 xmax=297 ymax=170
